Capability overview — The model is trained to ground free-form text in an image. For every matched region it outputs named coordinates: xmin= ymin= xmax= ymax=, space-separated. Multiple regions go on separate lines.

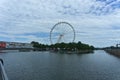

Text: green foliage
xmin=31 ymin=41 xmax=39 ymax=48
xmin=31 ymin=41 xmax=94 ymax=51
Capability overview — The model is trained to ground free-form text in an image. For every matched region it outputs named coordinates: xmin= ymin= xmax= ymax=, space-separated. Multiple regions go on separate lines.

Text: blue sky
xmin=0 ymin=0 xmax=120 ymax=47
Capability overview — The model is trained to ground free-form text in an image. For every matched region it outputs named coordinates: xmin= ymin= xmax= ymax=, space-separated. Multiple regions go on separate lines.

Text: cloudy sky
xmin=0 ymin=0 xmax=120 ymax=47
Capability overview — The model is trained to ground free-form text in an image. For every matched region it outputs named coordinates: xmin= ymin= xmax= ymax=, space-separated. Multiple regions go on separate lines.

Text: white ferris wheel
xmin=50 ymin=22 xmax=75 ymax=44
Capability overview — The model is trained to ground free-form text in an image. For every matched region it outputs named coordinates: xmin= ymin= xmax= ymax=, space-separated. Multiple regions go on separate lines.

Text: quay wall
xmin=105 ymin=49 xmax=120 ymax=57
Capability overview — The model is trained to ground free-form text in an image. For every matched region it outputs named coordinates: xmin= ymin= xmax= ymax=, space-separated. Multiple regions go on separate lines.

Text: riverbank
xmin=105 ymin=49 xmax=120 ymax=57
xmin=0 ymin=48 xmax=33 ymax=53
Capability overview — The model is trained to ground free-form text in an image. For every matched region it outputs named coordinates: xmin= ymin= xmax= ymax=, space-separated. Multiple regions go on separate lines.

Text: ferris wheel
xmin=50 ymin=22 xmax=75 ymax=44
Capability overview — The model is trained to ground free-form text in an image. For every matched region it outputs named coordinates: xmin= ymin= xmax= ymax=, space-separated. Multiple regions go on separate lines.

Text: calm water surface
xmin=0 ymin=50 xmax=120 ymax=80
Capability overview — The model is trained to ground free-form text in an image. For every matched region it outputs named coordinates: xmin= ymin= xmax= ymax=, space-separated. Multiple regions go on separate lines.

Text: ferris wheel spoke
xmin=63 ymin=31 xmax=73 ymax=35
xmin=62 ymin=36 xmax=66 ymax=43
xmin=50 ymin=22 xmax=75 ymax=44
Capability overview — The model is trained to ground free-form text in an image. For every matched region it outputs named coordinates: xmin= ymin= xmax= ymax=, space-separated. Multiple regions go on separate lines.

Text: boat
xmin=0 ymin=59 xmax=8 ymax=80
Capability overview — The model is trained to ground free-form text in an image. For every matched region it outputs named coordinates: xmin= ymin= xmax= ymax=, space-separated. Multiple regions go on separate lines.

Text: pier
xmin=0 ymin=48 xmax=34 ymax=52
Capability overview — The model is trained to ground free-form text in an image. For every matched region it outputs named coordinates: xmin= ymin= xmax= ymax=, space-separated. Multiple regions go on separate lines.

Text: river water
xmin=0 ymin=50 xmax=120 ymax=80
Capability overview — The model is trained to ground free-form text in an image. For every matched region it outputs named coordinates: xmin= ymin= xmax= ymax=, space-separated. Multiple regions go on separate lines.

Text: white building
xmin=5 ymin=42 xmax=33 ymax=48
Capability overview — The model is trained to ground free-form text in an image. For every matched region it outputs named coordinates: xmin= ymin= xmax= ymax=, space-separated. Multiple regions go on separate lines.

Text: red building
xmin=0 ymin=42 xmax=6 ymax=48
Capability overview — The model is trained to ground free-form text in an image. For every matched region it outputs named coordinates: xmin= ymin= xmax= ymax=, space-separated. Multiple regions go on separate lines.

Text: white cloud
xmin=0 ymin=0 xmax=120 ymax=47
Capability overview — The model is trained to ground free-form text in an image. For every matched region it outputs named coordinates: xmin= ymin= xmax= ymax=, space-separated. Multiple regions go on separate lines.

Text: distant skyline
xmin=0 ymin=0 xmax=120 ymax=47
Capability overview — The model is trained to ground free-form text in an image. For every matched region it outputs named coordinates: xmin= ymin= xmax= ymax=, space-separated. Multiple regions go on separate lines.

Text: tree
xmin=31 ymin=41 xmax=39 ymax=48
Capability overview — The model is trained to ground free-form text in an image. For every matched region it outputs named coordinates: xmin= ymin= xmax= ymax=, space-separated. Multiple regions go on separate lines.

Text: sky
xmin=0 ymin=0 xmax=120 ymax=47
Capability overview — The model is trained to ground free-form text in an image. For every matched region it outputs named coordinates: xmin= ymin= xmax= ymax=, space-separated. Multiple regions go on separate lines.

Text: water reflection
xmin=0 ymin=50 xmax=120 ymax=80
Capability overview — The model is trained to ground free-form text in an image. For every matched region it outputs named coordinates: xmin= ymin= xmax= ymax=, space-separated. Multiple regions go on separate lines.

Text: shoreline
xmin=105 ymin=49 xmax=120 ymax=57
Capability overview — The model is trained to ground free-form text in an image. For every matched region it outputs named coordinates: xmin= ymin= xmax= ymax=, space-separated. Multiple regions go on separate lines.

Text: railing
xmin=0 ymin=59 xmax=8 ymax=80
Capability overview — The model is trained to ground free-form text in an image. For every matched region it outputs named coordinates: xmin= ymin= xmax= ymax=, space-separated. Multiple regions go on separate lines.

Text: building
xmin=0 ymin=41 xmax=33 ymax=48
xmin=0 ymin=42 xmax=6 ymax=48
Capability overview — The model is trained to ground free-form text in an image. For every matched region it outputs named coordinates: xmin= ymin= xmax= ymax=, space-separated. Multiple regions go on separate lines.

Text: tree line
xmin=31 ymin=41 xmax=94 ymax=51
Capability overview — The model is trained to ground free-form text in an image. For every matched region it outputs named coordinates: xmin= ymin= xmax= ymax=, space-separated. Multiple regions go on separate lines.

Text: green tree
xmin=31 ymin=41 xmax=39 ymax=48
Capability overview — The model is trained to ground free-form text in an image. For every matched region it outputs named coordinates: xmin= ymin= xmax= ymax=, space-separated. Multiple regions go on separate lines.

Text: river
xmin=0 ymin=50 xmax=120 ymax=80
